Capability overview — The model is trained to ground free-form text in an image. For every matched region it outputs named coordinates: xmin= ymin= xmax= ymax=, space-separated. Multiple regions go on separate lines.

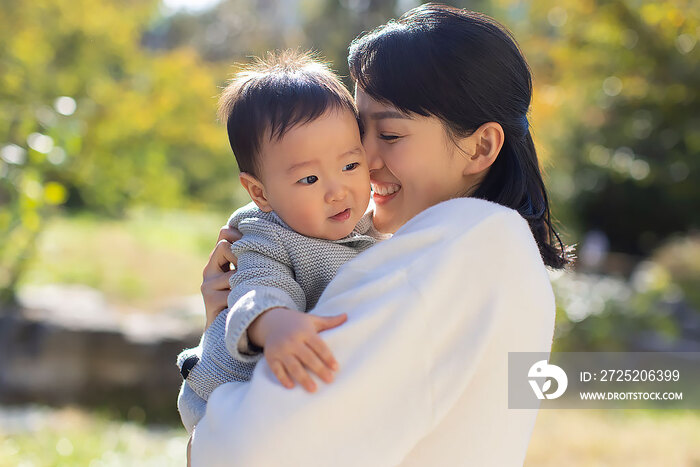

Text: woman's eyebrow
xmin=369 ymin=111 xmax=411 ymax=120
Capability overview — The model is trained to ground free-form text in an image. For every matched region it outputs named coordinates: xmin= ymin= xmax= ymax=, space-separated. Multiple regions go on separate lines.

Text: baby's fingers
xmin=306 ymin=334 xmax=340 ymax=372
xmin=296 ymin=342 xmax=334 ymax=385
xmin=269 ymin=360 xmax=295 ymax=389
xmin=282 ymin=355 xmax=316 ymax=393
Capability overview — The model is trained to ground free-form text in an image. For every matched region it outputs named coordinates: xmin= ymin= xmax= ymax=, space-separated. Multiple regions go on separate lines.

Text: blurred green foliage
xmin=515 ymin=0 xmax=699 ymax=255
xmin=0 ymin=0 xmax=698 ymax=334
xmin=552 ymin=233 xmax=700 ymax=351
xmin=0 ymin=0 xmax=238 ymax=302
xmin=509 ymin=0 xmax=700 ymax=350
xmin=19 ymin=208 xmax=226 ymax=306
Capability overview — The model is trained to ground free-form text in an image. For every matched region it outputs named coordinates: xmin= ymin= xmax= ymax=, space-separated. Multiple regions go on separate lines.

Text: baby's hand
xmin=256 ymin=307 xmax=346 ymax=393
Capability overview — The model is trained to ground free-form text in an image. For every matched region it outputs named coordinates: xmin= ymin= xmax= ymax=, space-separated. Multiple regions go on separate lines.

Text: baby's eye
xmin=343 ymin=162 xmax=360 ymax=171
xmin=298 ymin=175 xmax=318 ymax=185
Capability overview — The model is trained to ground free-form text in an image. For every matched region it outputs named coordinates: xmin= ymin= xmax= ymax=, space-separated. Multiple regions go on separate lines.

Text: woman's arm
xmin=191 ymin=198 xmax=555 ymax=467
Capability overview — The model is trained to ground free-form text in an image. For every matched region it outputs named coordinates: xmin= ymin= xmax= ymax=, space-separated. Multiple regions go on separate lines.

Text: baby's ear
xmin=239 ymin=173 xmax=272 ymax=212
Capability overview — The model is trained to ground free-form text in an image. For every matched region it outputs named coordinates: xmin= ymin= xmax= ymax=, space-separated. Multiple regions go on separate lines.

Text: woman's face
xmin=355 ymin=87 xmax=475 ymax=234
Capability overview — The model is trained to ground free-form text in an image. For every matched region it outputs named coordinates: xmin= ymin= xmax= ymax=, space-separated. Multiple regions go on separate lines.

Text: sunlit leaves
xmin=0 ymin=0 xmax=233 ymax=303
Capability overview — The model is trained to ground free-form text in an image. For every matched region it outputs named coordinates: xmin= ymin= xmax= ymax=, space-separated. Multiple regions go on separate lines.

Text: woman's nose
xmin=363 ymin=138 xmax=384 ymax=171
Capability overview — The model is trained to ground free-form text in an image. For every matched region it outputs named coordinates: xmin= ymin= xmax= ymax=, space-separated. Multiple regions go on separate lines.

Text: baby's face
xmin=256 ymin=108 xmax=371 ymax=240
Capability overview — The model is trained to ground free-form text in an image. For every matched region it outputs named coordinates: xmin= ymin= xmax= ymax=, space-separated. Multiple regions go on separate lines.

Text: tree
xmin=0 ymin=0 xmax=234 ymax=304
xmin=514 ymin=0 xmax=699 ymax=255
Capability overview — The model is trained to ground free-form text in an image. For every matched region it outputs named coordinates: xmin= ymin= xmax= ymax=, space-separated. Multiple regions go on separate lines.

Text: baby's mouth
xmin=330 ymin=208 xmax=351 ymax=221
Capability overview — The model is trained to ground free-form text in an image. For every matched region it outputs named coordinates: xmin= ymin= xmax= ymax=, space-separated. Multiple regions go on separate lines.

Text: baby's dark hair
xmin=218 ymin=49 xmax=357 ymax=178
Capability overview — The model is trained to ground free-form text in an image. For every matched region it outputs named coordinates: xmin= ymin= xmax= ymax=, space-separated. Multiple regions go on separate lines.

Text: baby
xmin=175 ymin=49 xmax=388 ymax=433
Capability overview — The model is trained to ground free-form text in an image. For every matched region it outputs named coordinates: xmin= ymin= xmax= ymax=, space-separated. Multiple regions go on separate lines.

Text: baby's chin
xmin=317 ymin=224 xmax=357 ymax=241
xmin=285 ymin=206 xmax=364 ymax=240
xmin=313 ymin=217 xmax=361 ymax=241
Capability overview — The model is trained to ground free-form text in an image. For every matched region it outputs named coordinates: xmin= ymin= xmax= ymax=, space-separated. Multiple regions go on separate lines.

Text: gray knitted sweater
xmin=176 ymin=201 xmax=387 ymax=412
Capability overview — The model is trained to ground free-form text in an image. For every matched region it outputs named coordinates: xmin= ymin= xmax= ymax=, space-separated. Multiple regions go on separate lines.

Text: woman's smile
xmin=370 ymin=180 xmax=401 ymax=204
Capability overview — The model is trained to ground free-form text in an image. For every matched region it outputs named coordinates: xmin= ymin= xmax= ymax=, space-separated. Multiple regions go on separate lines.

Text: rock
xmin=0 ymin=285 xmax=204 ymax=423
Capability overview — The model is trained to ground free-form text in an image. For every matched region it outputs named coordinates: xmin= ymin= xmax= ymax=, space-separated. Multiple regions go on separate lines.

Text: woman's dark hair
xmin=348 ymin=3 xmax=570 ymax=269
xmin=218 ymin=49 xmax=357 ymax=178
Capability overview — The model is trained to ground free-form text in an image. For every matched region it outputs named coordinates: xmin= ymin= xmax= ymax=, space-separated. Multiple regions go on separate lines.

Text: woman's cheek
xmin=382 ymin=146 xmax=402 ymax=173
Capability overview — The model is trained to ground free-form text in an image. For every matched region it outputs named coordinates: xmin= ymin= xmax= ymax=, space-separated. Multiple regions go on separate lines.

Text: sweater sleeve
xmin=176 ymin=307 xmax=259 ymax=403
xmin=177 ymin=380 xmax=206 ymax=434
xmin=178 ymin=228 xmax=306 ymax=403
xmin=224 ymin=231 xmax=307 ymax=363
xmin=190 ymin=198 xmax=555 ymax=467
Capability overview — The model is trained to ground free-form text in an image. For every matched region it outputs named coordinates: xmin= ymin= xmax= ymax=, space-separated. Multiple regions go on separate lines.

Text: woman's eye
xmin=379 ymin=134 xmax=401 ymax=142
xmin=343 ymin=162 xmax=359 ymax=171
xmin=298 ymin=175 xmax=318 ymax=185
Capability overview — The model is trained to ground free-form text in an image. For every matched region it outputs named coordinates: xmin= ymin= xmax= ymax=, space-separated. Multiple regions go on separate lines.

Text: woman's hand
xmin=201 ymin=225 xmax=242 ymax=330
xmin=249 ymin=307 xmax=347 ymax=392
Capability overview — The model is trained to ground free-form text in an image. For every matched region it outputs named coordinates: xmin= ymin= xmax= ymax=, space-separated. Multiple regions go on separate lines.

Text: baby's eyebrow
xmin=287 ymin=147 xmax=362 ymax=174
xmin=340 ymin=146 xmax=362 ymax=157
xmin=287 ymin=160 xmax=314 ymax=173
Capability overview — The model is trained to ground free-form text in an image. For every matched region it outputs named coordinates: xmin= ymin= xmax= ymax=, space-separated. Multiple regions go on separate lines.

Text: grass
xmin=18 ymin=207 xmax=231 ymax=310
xmin=525 ymin=409 xmax=700 ymax=466
xmin=2 ymin=405 xmax=699 ymax=466
xmin=0 ymin=405 xmax=189 ymax=467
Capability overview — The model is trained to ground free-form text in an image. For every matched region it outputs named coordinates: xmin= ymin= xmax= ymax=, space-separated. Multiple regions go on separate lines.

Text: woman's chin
xmin=372 ymin=210 xmax=401 ymax=234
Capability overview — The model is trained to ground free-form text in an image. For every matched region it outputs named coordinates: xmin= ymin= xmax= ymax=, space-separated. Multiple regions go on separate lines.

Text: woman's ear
xmin=460 ymin=122 xmax=504 ymax=175
xmin=239 ymin=173 xmax=273 ymax=212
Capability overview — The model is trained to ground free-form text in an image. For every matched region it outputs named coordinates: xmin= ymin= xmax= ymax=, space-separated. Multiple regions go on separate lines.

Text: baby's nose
xmin=325 ymin=182 xmax=348 ymax=203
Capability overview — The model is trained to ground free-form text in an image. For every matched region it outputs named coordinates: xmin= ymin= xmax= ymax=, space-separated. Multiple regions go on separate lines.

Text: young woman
xmin=189 ymin=4 xmax=568 ymax=465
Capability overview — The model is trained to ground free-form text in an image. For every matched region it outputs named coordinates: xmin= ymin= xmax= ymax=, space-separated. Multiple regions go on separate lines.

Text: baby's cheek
xmin=355 ymin=172 xmax=372 ymax=199
xmin=358 ymin=187 xmax=372 ymax=212
xmin=301 ymin=203 xmax=325 ymax=232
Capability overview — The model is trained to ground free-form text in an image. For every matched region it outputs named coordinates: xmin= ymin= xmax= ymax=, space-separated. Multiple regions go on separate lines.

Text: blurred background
xmin=1 ymin=0 xmax=698 ymax=465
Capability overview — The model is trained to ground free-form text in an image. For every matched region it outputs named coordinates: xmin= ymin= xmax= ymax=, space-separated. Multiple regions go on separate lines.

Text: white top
xmin=190 ymin=197 xmax=555 ymax=467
